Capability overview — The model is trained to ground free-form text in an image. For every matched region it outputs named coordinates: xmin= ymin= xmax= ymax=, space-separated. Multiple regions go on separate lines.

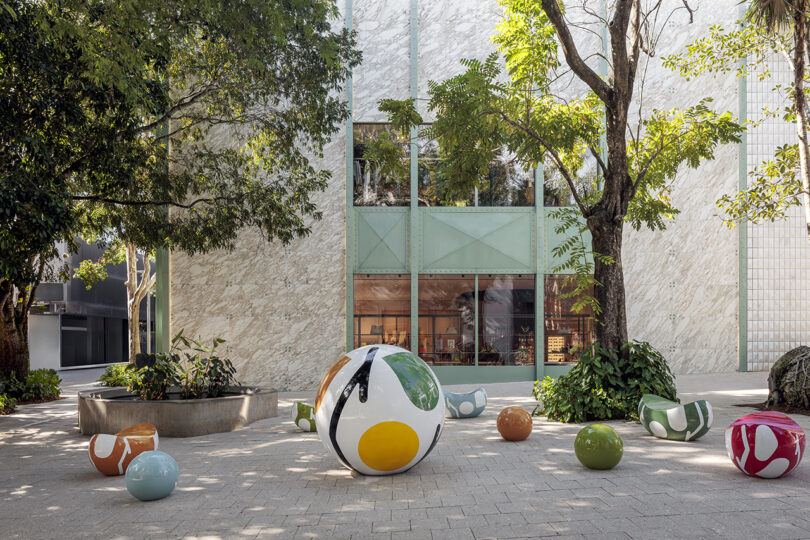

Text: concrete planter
xmin=78 ymin=387 xmax=278 ymax=437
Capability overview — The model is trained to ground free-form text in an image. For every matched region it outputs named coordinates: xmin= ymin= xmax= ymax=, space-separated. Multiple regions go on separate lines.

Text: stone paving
xmin=3 ymin=370 xmax=810 ymax=539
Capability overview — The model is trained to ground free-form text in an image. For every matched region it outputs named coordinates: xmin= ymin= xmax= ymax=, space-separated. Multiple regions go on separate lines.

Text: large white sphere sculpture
xmin=314 ymin=345 xmax=445 ymax=475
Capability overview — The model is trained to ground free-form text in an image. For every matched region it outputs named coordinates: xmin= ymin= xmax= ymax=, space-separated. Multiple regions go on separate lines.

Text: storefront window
xmin=418 ymin=275 xmax=475 ymax=365
xmin=543 ymin=154 xmax=598 ymax=207
xmin=478 ymin=275 xmax=535 ymax=365
xmin=354 ymin=275 xmax=410 ymax=349
xmin=353 ymin=124 xmax=410 ymax=206
xmin=418 ymin=140 xmax=534 ymax=207
xmin=544 ymin=275 xmax=595 ymax=363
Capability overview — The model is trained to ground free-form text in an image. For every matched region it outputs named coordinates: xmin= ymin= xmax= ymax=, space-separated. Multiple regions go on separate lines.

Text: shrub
xmin=22 ymin=369 xmax=62 ymax=401
xmin=0 ymin=369 xmax=61 ymax=402
xmin=533 ymin=340 xmax=677 ymax=423
xmin=125 ymin=330 xmax=238 ymax=400
xmin=127 ymin=353 xmax=180 ymax=400
xmin=97 ymin=364 xmax=133 ymax=387
xmin=0 ymin=393 xmax=16 ymax=414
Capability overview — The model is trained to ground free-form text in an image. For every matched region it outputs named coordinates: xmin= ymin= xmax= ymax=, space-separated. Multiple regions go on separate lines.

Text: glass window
xmin=354 ymin=275 xmax=411 ymax=349
xmin=353 ymin=124 xmax=410 ymax=206
xmin=543 ymin=153 xmax=598 ymax=207
xmin=418 ymin=275 xmax=475 ymax=365
xmin=544 ymin=275 xmax=595 ymax=363
xmin=478 ymin=275 xmax=535 ymax=366
xmin=418 ymin=139 xmax=534 ymax=207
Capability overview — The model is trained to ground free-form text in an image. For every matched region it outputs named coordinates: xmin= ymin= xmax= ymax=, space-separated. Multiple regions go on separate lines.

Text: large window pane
xmin=418 ymin=275 xmax=475 ymax=365
xmin=418 ymin=140 xmax=534 ymax=207
xmin=353 ymin=124 xmax=410 ymax=206
xmin=544 ymin=275 xmax=595 ymax=363
xmin=543 ymin=154 xmax=597 ymax=207
xmin=354 ymin=275 xmax=411 ymax=349
xmin=478 ymin=275 xmax=535 ymax=366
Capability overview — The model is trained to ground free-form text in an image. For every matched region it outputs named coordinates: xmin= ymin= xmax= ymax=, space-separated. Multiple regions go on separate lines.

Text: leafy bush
xmin=97 ymin=364 xmax=134 ymax=387
xmin=127 ymin=352 xmax=180 ymax=400
xmin=0 ymin=369 xmax=61 ymax=402
xmin=533 ymin=341 xmax=677 ymax=423
xmin=174 ymin=333 xmax=238 ymax=399
xmin=0 ymin=393 xmax=17 ymax=414
xmin=22 ymin=369 xmax=62 ymax=401
xmin=126 ymin=330 xmax=238 ymax=400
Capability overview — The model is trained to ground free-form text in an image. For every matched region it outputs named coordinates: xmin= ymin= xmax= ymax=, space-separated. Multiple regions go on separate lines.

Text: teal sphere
xmin=574 ymin=424 xmax=623 ymax=470
xmin=125 ymin=450 xmax=179 ymax=501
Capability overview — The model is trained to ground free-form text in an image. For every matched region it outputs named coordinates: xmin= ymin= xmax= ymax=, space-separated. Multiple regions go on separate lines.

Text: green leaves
xmin=627 ymin=100 xmax=744 ymax=231
xmin=718 ymin=144 xmax=804 ymax=225
xmin=532 ymin=341 xmax=677 ymax=423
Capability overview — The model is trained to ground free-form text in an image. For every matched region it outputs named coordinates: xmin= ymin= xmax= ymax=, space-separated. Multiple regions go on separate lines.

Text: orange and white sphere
xmin=89 ymin=423 xmax=158 ymax=476
xmin=314 ymin=345 xmax=444 ymax=475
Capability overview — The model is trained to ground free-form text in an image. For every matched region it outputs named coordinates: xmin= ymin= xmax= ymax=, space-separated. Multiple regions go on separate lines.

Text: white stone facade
xmin=170 ymin=0 xmax=793 ymax=389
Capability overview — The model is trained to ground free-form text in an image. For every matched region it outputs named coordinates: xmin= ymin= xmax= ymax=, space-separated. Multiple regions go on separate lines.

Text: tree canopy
xmin=0 ymin=0 xmax=360 ymax=375
xmin=371 ymin=0 xmax=744 ymax=353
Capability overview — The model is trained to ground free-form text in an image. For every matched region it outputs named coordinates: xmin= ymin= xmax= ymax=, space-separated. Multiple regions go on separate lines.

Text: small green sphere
xmin=574 ymin=424 xmax=623 ymax=470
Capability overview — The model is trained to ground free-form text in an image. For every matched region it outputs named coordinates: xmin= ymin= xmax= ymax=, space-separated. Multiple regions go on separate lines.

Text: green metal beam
xmin=154 ymin=248 xmax=170 ymax=353
xmin=737 ymin=4 xmax=748 ymax=372
xmin=409 ymin=0 xmax=419 ymax=354
xmin=535 ymin=164 xmax=544 ymax=382
xmin=345 ymin=0 xmax=354 ymax=351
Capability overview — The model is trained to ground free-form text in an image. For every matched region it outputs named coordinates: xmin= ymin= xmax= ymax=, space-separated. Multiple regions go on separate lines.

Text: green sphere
xmin=574 ymin=424 xmax=623 ymax=470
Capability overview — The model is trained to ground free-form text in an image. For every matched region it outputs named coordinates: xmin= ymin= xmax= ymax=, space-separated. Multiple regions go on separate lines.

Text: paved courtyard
xmin=2 ymin=370 xmax=810 ymax=539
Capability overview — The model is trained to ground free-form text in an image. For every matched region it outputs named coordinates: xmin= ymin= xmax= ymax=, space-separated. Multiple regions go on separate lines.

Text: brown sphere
xmin=497 ymin=407 xmax=532 ymax=441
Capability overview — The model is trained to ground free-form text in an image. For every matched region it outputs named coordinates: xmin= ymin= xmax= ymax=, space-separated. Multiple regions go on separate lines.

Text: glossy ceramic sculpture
xmin=638 ymin=394 xmax=712 ymax=441
xmin=314 ymin=345 xmax=444 ymax=475
xmin=575 ymin=424 xmax=623 ymax=470
xmin=725 ymin=411 xmax=805 ymax=478
xmin=496 ymin=407 xmax=532 ymax=441
xmin=444 ymin=387 xmax=487 ymax=418
xmin=125 ymin=450 xmax=179 ymax=501
xmin=89 ymin=423 xmax=159 ymax=476
xmin=291 ymin=401 xmax=316 ymax=432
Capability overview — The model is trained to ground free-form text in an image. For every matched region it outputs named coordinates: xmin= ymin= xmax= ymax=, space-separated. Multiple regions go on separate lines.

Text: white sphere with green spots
xmin=314 ymin=345 xmax=445 ymax=476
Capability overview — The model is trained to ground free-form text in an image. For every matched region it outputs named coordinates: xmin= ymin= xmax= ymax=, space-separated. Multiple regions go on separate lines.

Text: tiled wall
xmin=746 ymin=54 xmax=810 ymax=370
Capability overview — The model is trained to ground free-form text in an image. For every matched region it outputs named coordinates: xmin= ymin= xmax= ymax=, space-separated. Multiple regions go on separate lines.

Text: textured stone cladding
xmin=172 ymin=0 xmax=744 ymax=388
xmin=170 ymin=123 xmax=347 ymax=391
xmin=621 ymin=0 xmax=740 ymax=374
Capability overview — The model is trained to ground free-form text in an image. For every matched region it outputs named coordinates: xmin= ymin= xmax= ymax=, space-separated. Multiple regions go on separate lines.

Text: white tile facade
xmin=747 ymin=54 xmax=810 ymax=370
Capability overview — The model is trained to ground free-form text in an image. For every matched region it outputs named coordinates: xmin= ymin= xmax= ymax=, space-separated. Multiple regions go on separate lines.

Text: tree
xmin=1 ymin=0 xmax=360 ymax=371
xmin=0 ymin=0 xmax=146 ymax=378
xmin=376 ymin=0 xmax=743 ymax=354
xmin=666 ymin=1 xmax=810 ymax=238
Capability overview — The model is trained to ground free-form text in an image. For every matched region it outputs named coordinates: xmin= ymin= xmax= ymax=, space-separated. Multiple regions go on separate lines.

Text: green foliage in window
xmin=533 ymin=341 xmax=677 ymax=423
xmin=97 ymin=364 xmax=134 ymax=388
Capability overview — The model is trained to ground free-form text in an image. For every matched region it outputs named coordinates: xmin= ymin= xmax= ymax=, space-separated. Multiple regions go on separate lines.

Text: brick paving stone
xmin=4 ymin=373 xmax=810 ymax=539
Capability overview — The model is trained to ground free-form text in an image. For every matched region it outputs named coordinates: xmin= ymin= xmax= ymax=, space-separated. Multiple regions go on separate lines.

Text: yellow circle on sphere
xmin=357 ymin=421 xmax=420 ymax=472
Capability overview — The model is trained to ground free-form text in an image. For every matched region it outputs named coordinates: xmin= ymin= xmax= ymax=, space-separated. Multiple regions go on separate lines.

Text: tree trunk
xmin=0 ymin=281 xmax=30 ymax=380
xmin=125 ymin=243 xmax=141 ymax=362
xmin=124 ymin=242 xmax=156 ymax=362
xmin=588 ymin=214 xmax=629 ymax=353
xmin=792 ymin=0 xmax=810 ymax=243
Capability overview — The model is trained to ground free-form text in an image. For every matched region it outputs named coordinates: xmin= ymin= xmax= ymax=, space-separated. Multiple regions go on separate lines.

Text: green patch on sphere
xmin=574 ymin=424 xmax=623 ymax=470
xmin=383 ymin=352 xmax=439 ymax=411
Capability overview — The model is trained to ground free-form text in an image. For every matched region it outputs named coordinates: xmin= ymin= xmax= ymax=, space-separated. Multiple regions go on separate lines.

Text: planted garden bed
xmin=78 ymin=386 xmax=277 ymax=437
xmin=80 ymin=331 xmax=278 ymax=437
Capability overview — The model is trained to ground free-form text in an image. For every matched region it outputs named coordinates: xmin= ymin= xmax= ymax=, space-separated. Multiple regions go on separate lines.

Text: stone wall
xmin=170 ymin=0 xmax=744 ymax=389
